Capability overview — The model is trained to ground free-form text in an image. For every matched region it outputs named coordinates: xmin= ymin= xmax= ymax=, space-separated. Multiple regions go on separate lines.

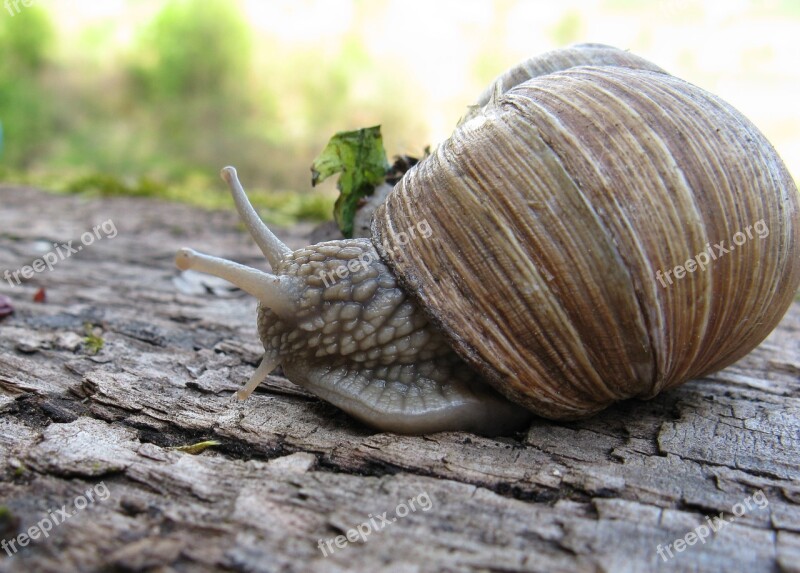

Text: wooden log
xmin=0 ymin=186 xmax=798 ymax=572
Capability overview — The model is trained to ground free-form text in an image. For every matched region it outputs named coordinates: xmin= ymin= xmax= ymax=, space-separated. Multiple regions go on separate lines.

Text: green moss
xmin=83 ymin=323 xmax=104 ymax=355
xmin=48 ymin=170 xmax=335 ymax=226
xmin=0 ymin=506 xmax=14 ymax=527
xmin=65 ymin=173 xmax=167 ymax=198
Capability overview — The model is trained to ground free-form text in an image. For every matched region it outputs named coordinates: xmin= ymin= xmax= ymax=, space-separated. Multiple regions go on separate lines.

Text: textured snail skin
xmin=176 ymin=168 xmax=531 ymax=435
xmin=258 ymin=240 xmax=532 ymax=434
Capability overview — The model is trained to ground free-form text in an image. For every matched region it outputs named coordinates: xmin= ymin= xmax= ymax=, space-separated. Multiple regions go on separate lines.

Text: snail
xmin=175 ymin=44 xmax=800 ymax=435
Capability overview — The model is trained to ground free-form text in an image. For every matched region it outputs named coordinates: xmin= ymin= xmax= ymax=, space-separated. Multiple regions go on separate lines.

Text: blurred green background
xmin=1 ymin=0 xmax=799 ymax=224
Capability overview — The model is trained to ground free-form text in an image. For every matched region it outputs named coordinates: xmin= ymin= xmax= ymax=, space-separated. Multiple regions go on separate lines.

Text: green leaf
xmin=311 ymin=125 xmax=389 ymax=238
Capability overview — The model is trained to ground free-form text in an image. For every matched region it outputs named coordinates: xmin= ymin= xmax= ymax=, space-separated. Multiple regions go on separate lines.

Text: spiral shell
xmin=372 ymin=53 xmax=800 ymax=419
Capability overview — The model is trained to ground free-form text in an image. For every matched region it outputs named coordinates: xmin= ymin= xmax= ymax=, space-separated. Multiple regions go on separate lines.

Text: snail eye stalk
xmin=174 ymin=248 xmax=298 ymax=318
xmin=220 ymin=166 xmax=291 ymax=269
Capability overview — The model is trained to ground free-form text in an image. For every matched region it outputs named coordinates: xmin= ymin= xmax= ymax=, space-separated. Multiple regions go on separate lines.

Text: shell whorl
xmin=373 ymin=64 xmax=800 ymax=419
xmin=461 ymin=43 xmax=667 ymax=124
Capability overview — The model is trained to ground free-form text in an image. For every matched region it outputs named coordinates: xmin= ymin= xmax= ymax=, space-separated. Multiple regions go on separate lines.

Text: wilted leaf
xmin=311 ymin=125 xmax=389 ymax=238
xmin=173 ymin=440 xmax=221 ymax=455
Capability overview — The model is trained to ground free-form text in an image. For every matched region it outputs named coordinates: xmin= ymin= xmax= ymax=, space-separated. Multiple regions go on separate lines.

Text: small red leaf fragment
xmin=33 ymin=287 xmax=46 ymax=303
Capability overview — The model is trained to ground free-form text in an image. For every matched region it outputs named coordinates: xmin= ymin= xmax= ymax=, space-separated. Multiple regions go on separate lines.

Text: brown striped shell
xmin=372 ymin=46 xmax=800 ymax=420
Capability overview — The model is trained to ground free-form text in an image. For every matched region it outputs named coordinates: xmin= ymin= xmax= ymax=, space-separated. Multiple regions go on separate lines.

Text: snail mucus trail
xmin=176 ymin=167 xmax=533 ymax=435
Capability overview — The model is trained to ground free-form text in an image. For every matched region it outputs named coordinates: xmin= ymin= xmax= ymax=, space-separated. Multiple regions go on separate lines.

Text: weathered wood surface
xmin=0 ymin=185 xmax=798 ymax=573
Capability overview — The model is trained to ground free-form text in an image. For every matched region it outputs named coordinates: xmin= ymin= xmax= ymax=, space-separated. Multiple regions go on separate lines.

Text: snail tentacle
xmin=175 ymin=248 xmax=298 ymax=318
xmin=235 ymin=352 xmax=281 ymax=400
xmin=221 ymin=166 xmax=291 ymax=268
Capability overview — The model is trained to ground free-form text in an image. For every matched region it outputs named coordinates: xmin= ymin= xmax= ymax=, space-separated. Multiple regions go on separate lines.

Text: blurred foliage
xmin=550 ymin=11 xmax=585 ymax=45
xmin=126 ymin=0 xmax=257 ymax=182
xmin=0 ymin=7 xmax=56 ymax=169
xmin=65 ymin=173 xmax=168 ymax=197
xmin=130 ymin=0 xmax=251 ymax=103
xmin=1 ymin=0 xmax=797 ymax=225
xmin=0 ymin=0 xmax=433 ymax=224
xmin=0 ymin=6 xmax=53 ymax=70
xmin=61 ymin=170 xmax=333 ymax=226
xmin=0 ymin=0 xmax=350 ymax=224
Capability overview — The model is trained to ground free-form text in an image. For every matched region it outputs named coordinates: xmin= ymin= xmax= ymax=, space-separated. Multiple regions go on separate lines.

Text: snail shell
xmin=176 ymin=45 xmax=799 ymax=434
xmin=462 ymin=43 xmax=668 ymax=124
xmin=373 ymin=46 xmax=800 ymax=420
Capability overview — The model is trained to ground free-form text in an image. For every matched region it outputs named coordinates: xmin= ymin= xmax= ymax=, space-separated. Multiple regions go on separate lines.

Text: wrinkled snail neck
xmin=175 ymin=167 xmax=532 ymax=435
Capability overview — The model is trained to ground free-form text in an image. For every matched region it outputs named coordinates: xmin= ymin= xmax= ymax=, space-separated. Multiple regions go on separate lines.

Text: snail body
xmin=176 ymin=45 xmax=800 ymax=434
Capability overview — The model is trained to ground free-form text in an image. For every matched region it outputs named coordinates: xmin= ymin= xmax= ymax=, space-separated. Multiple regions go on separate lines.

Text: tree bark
xmin=0 ymin=185 xmax=798 ymax=573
